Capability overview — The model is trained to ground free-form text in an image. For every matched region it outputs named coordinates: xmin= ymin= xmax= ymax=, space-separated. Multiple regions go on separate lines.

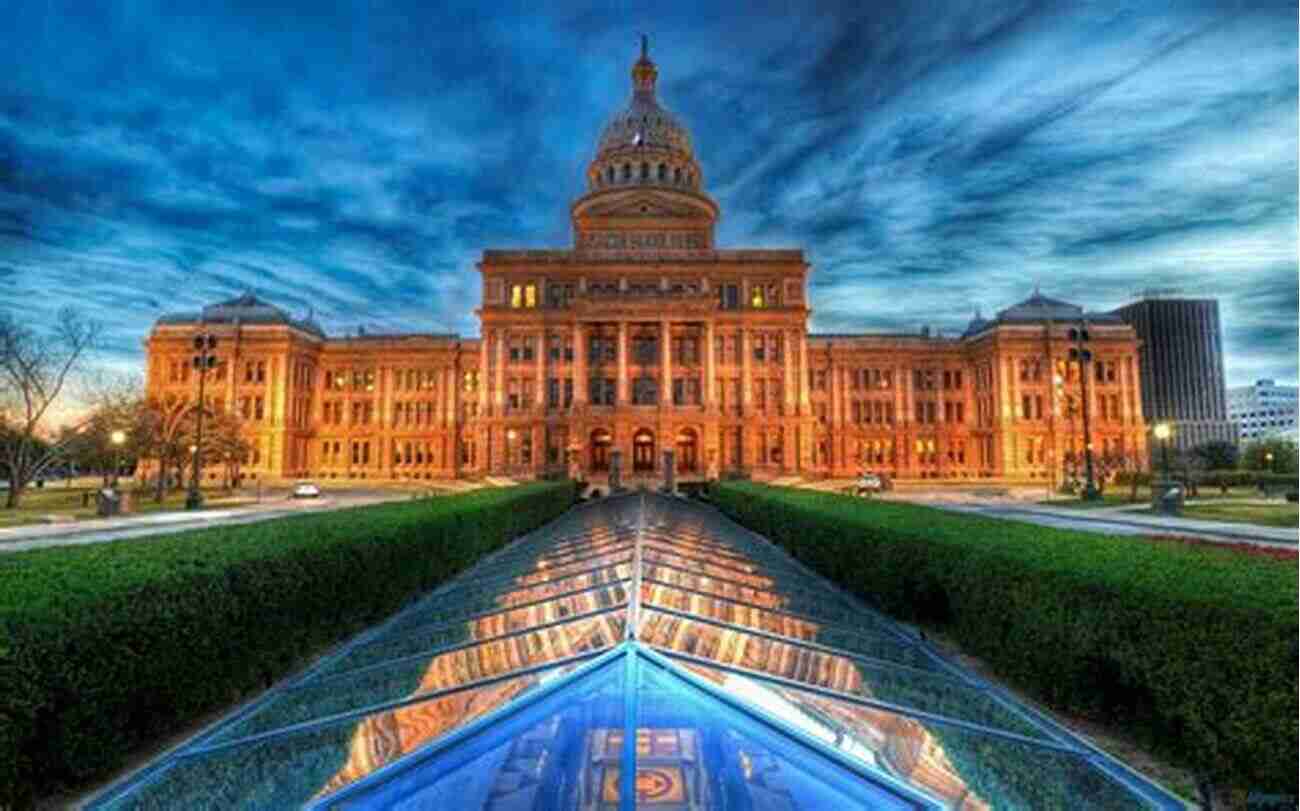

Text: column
xmin=443 ymin=367 xmax=455 ymax=428
xmin=535 ymin=329 xmax=546 ymax=413
xmin=479 ymin=333 xmax=490 ymax=415
xmin=617 ymin=321 xmax=629 ymax=404
xmin=704 ymin=320 xmax=716 ymax=409
xmin=1119 ymin=355 xmax=1132 ymax=425
xmin=494 ymin=329 xmax=506 ymax=413
xmin=573 ymin=323 xmax=587 ymax=405
xmin=782 ymin=330 xmax=795 ymax=415
xmin=661 ymin=319 xmax=672 ymax=405
xmin=741 ymin=329 xmax=753 ymax=411
xmin=829 ymin=354 xmax=841 ymax=472
xmin=798 ymin=333 xmax=810 ymax=414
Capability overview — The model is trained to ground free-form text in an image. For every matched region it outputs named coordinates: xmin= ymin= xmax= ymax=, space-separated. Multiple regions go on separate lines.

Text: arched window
xmin=658 ymin=163 xmax=666 ymax=181
xmin=623 ymin=163 xmax=631 ymax=181
xmin=607 ymin=166 xmax=615 ymax=183
xmin=641 ymin=162 xmax=649 ymax=180
xmin=674 ymin=167 xmax=682 ymax=184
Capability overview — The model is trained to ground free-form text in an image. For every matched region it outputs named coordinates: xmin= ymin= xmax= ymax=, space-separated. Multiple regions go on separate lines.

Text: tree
xmin=1191 ymin=440 xmax=1239 ymax=471
xmin=0 ymin=307 xmax=101 ymax=508
xmin=1241 ymin=437 xmax=1299 ymax=475
xmin=138 ymin=394 xmax=197 ymax=502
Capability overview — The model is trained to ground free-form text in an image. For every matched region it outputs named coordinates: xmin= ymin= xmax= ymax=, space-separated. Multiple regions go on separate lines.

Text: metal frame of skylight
xmin=86 ymin=499 xmax=602 ymax=808
xmin=640 ymin=602 xmax=965 ymax=684
xmin=318 ymin=602 xmax=631 ymax=681
xmin=692 ymin=495 xmax=1186 ymax=809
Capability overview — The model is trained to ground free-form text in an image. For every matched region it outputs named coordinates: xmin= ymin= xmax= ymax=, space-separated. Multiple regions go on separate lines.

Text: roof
xmin=93 ymin=494 xmax=1181 ymax=810
xmin=156 ymin=293 xmax=326 ymax=338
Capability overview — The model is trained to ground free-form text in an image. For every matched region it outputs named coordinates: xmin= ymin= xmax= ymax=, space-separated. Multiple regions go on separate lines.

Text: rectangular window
xmin=719 ymin=284 xmax=739 ymax=310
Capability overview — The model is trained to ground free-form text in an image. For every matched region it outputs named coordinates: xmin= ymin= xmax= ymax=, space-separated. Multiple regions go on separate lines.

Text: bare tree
xmin=138 ymin=394 xmax=196 ymax=503
xmin=0 ymin=307 xmax=101 ymax=508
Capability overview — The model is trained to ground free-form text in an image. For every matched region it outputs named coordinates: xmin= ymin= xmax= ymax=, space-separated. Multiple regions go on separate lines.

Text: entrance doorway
xmin=632 ymin=429 xmax=655 ymax=473
xmin=676 ymin=428 xmax=698 ymax=473
xmin=590 ymin=429 xmax=612 ymax=472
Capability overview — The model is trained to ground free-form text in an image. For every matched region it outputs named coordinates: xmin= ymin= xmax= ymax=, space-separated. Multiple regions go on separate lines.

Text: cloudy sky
xmin=1 ymin=0 xmax=1295 ymax=386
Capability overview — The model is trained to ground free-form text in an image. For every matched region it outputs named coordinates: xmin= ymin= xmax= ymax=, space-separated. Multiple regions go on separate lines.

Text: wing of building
xmin=144 ymin=44 xmax=1149 ymax=486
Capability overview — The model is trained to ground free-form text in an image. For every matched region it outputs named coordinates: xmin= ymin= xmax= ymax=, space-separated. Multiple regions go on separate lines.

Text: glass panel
xmin=639 ymin=609 xmax=1050 ymax=741
xmin=321 ymin=602 xmax=628 ymax=678
xmin=641 ymin=591 xmax=942 ymax=674
xmin=675 ymin=661 xmax=1150 ymax=810
xmin=102 ymin=661 xmax=597 ymax=810
xmin=210 ymin=612 xmax=625 ymax=745
xmin=626 ymin=655 xmax=923 ymax=810
xmin=385 ymin=580 xmax=631 ymax=636
xmin=327 ymin=654 xmax=627 ymax=809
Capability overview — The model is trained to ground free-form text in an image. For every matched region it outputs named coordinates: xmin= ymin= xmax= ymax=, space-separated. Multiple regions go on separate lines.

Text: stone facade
xmin=143 ymin=45 xmax=1148 ymax=485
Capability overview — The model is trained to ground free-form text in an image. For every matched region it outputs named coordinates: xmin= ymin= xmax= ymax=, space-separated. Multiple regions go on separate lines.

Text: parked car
xmin=855 ymin=472 xmax=884 ymax=496
xmin=291 ymin=481 xmax=322 ymax=499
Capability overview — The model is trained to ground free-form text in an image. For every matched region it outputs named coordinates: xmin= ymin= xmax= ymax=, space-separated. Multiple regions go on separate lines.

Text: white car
xmin=855 ymin=473 xmax=884 ymax=496
xmin=291 ymin=481 xmax=322 ymax=499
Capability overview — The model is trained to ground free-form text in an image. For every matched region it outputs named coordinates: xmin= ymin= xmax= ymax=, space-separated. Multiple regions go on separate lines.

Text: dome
xmin=587 ymin=37 xmax=703 ymax=192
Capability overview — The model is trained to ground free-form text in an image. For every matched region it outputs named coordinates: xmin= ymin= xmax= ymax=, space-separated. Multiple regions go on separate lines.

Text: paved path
xmin=922 ymin=500 xmax=1297 ymax=548
xmin=0 ymin=492 xmax=417 ymax=554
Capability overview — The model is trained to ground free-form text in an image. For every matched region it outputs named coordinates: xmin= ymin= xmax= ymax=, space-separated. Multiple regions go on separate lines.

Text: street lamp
xmin=1153 ymin=422 xmax=1172 ymax=480
xmin=1068 ymin=324 xmax=1098 ymax=500
xmin=110 ymin=430 xmax=126 ymax=489
xmin=187 ymin=331 xmax=219 ymax=510
xmin=506 ymin=428 xmax=518 ymax=475
xmin=1265 ymin=451 xmax=1275 ymax=473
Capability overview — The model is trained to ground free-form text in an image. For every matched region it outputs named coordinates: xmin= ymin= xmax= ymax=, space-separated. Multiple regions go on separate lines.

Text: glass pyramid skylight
xmin=92 ymin=495 xmax=1183 ymax=810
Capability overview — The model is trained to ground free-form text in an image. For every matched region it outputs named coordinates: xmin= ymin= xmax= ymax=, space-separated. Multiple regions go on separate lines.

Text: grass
xmin=1148 ymin=500 xmax=1300 ymax=528
xmin=0 ymin=484 xmax=246 ymax=529
xmin=1038 ymin=486 xmax=1273 ymax=510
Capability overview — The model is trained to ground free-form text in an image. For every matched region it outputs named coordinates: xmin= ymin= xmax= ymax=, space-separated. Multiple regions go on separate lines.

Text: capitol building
xmin=145 ymin=43 xmax=1149 ymax=484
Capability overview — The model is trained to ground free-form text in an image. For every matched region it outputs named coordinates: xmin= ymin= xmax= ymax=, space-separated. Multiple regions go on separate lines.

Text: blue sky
xmin=1 ymin=0 xmax=1295 ymax=387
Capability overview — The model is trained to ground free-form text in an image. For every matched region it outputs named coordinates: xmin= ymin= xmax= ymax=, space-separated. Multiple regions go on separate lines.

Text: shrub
xmin=0 ymin=482 xmax=573 ymax=808
xmin=712 ymin=482 xmax=1298 ymax=798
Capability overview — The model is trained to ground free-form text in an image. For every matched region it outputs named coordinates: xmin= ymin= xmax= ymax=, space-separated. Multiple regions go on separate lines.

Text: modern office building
xmin=1113 ymin=296 xmax=1236 ymax=452
xmin=143 ymin=44 xmax=1149 ymax=484
xmin=1228 ymin=379 xmax=1299 ymax=442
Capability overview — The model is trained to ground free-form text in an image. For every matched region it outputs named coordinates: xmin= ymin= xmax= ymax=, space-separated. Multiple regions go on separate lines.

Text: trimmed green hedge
xmin=712 ymin=482 xmax=1298 ymax=798
xmin=0 ymin=482 xmax=574 ymax=808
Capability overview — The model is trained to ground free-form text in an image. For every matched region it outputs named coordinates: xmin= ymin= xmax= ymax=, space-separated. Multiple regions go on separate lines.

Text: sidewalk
xmin=0 ymin=493 xmax=409 ymax=554
xmin=935 ymin=501 xmax=1297 ymax=548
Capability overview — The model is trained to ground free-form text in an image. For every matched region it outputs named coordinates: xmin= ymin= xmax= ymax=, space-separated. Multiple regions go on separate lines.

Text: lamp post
xmin=110 ymin=430 xmax=126 ymax=489
xmin=1068 ymin=323 xmax=1098 ymax=500
xmin=1265 ymin=451 xmax=1275 ymax=474
xmin=187 ymin=331 xmax=219 ymax=510
xmin=506 ymin=428 xmax=517 ymax=476
xmin=1153 ymin=422 xmax=1172 ymax=480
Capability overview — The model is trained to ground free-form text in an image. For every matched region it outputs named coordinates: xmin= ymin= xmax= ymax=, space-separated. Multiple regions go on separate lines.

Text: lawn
xmin=1154 ymin=500 xmax=1299 ymax=528
xmin=1038 ymin=486 xmax=1269 ymax=510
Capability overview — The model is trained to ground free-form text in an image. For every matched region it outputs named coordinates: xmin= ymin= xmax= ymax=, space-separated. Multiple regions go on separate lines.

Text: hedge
xmin=0 ymin=481 xmax=574 ymax=808
xmin=712 ymin=481 xmax=1298 ymax=800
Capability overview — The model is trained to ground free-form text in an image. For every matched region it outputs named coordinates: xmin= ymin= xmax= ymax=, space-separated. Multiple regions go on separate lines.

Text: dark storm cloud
xmin=0 ymin=0 xmax=1294 ymax=386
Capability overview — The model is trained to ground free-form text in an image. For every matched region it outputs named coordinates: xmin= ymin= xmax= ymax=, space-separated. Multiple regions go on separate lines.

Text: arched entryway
xmin=590 ymin=429 xmax=612 ymax=472
xmin=632 ymin=428 xmax=656 ymax=473
xmin=676 ymin=428 xmax=698 ymax=473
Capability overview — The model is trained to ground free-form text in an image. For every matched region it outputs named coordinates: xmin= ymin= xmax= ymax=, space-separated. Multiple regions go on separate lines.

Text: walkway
xmin=88 ymin=494 xmax=1183 ymax=810
xmin=0 ymin=489 xmax=427 ymax=554
xmin=917 ymin=500 xmax=1297 ymax=548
